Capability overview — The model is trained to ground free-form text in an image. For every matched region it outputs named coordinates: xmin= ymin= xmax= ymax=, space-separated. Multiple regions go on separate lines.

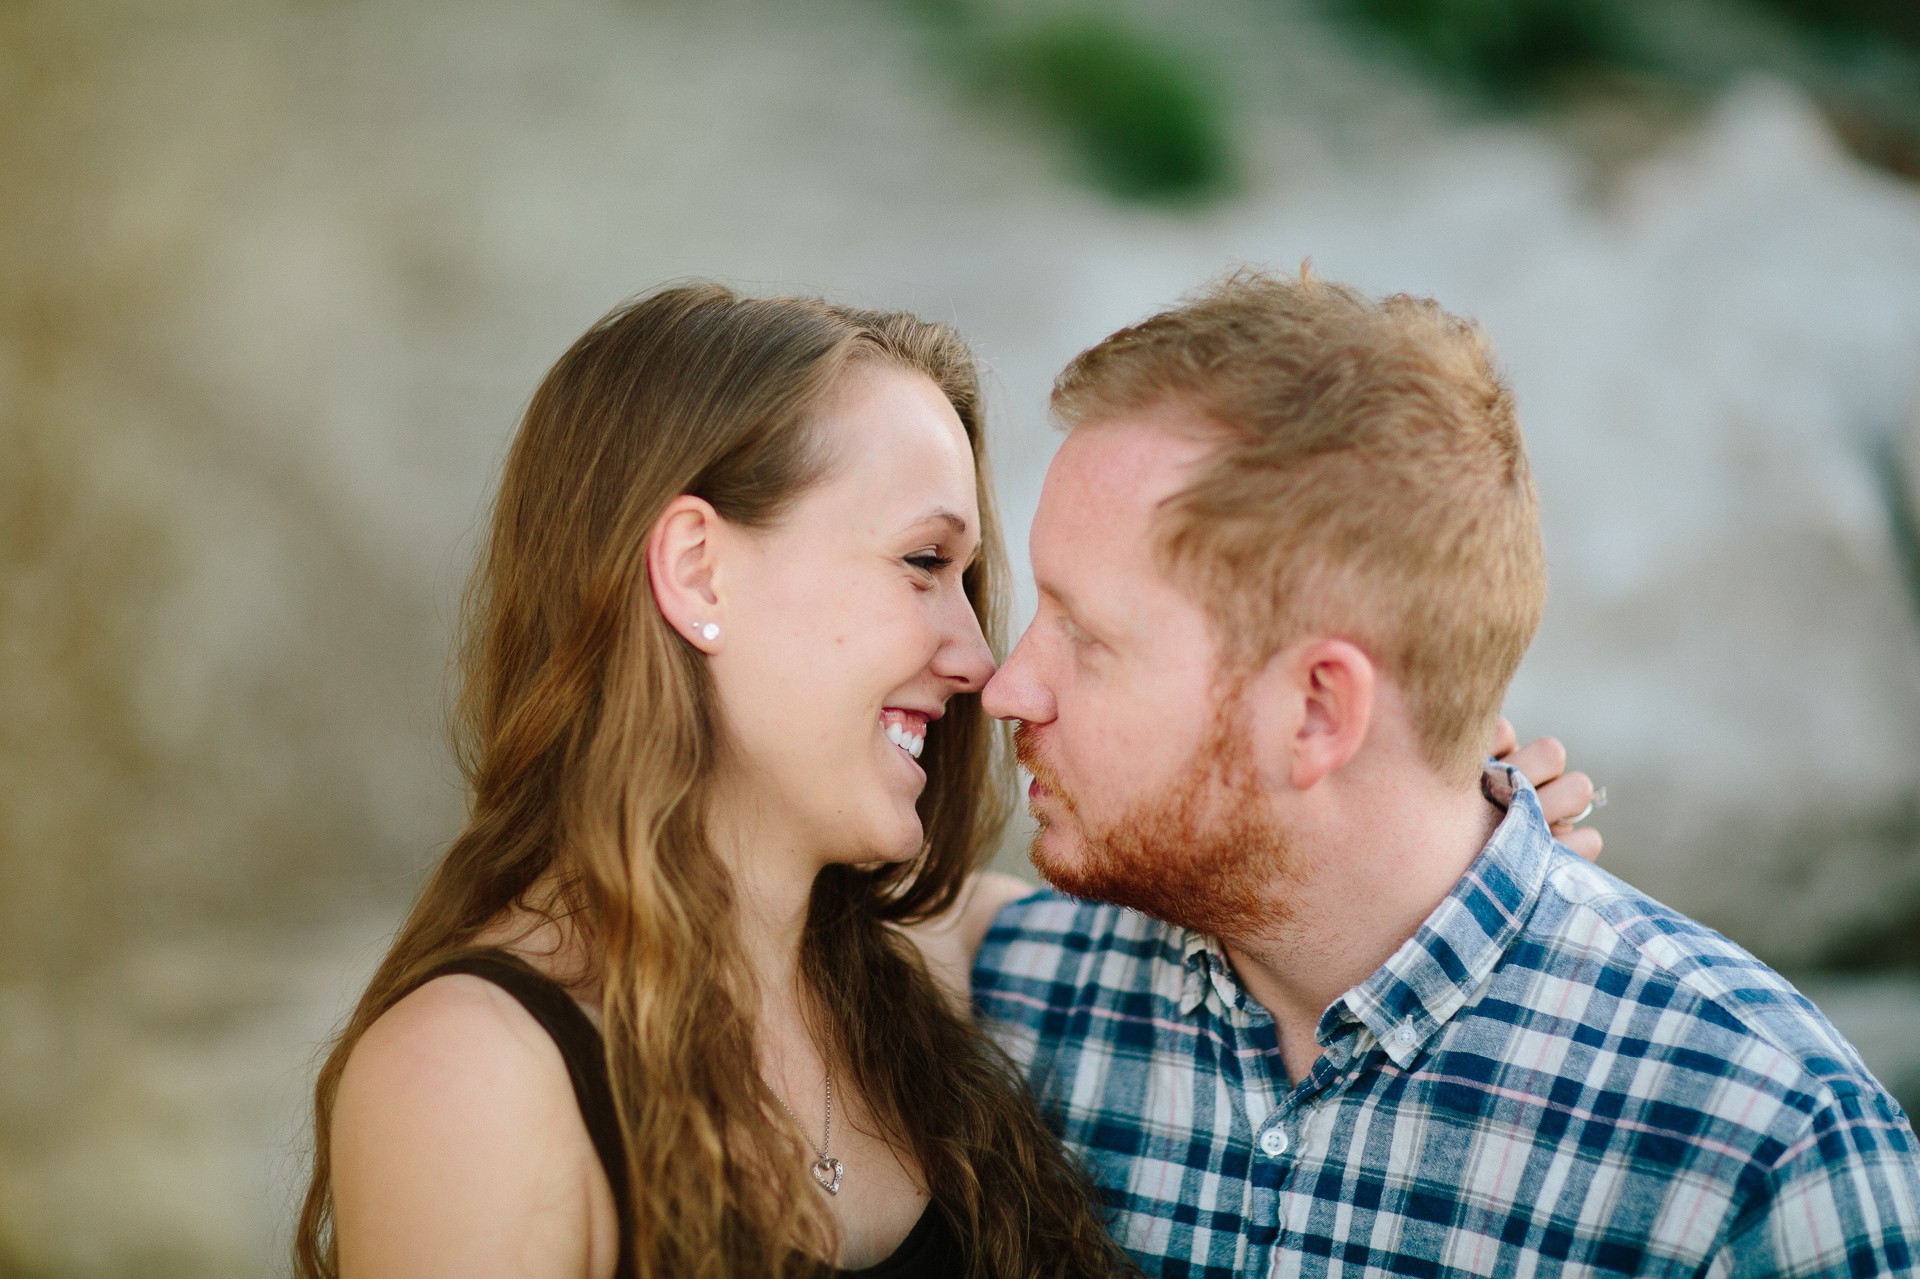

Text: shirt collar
xmin=1179 ymin=928 xmax=1239 ymax=1016
xmin=1333 ymin=763 xmax=1559 ymax=1067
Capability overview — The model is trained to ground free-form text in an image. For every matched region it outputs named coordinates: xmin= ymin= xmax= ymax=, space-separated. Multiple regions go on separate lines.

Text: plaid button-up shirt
xmin=973 ymin=775 xmax=1920 ymax=1277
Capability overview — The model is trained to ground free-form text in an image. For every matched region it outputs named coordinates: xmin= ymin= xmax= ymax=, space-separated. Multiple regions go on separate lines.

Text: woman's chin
xmin=839 ymin=817 xmax=925 ymax=869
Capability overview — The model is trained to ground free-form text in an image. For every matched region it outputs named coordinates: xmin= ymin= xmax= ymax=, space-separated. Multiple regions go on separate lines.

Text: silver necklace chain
xmin=768 ymin=1055 xmax=831 ymax=1159
xmin=767 ymin=1026 xmax=843 ymax=1194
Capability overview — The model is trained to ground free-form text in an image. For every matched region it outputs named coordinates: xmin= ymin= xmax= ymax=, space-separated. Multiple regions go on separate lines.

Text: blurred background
xmin=4 ymin=0 xmax=1919 ymax=1272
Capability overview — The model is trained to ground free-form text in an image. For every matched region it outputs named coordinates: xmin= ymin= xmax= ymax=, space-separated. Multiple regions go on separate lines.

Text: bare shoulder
xmin=897 ymin=871 xmax=1040 ymax=1007
xmin=337 ymin=975 xmax=575 ymax=1130
xmin=331 ymin=975 xmax=614 ymax=1278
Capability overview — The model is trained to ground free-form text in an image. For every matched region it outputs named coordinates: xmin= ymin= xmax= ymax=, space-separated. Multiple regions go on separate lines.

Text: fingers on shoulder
xmin=1556 ymin=825 xmax=1604 ymax=862
xmin=1537 ymin=770 xmax=1596 ymax=827
xmin=1508 ymin=735 xmax=1569 ymax=787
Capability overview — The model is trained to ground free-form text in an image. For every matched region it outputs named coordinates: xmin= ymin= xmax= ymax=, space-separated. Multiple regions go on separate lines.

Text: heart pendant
xmin=810 ymin=1156 xmax=845 ymax=1195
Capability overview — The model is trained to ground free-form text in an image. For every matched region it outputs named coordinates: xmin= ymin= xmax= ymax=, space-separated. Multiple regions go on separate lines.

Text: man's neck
xmin=1222 ymin=781 xmax=1503 ymax=1084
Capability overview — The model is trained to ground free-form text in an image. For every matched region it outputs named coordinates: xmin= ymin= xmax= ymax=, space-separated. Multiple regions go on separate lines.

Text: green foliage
xmin=989 ymin=14 xmax=1233 ymax=203
xmin=1752 ymin=0 xmax=1920 ymax=54
xmin=1331 ymin=0 xmax=1641 ymax=101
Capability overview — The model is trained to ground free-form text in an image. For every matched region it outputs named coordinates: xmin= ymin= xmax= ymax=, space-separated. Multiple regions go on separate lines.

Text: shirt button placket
xmin=1261 ymin=1119 xmax=1299 ymax=1279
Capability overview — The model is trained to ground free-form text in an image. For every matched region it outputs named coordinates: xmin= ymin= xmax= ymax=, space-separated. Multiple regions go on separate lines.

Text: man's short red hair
xmin=1053 ymin=267 xmax=1546 ymax=783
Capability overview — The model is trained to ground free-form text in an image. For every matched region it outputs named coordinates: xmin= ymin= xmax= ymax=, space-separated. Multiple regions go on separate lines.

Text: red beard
xmin=1014 ymin=695 xmax=1295 ymax=940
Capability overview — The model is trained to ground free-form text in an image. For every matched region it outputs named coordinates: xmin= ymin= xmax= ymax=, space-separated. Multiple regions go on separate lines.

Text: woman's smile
xmin=699 ymin=360 xmax=993 ymax=866
xmin=881 ymin=707 xmax=929 ymax=760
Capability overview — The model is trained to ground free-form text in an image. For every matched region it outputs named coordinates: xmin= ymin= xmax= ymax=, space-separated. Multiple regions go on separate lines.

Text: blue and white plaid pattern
xmin=974 ymin=776 xmax=1920 ymax=1277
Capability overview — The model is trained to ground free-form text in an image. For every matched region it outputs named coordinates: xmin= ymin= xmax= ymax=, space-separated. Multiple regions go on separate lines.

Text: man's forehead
xmin=1028 ymin=410 xmax=1223 ymax=627
xmin=1044 ymin=407 xmax=1222 ymax=518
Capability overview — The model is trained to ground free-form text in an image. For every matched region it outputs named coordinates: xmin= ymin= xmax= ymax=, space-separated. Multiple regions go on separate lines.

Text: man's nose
xmin=982 ymin=624 xmax=1054 ymax=724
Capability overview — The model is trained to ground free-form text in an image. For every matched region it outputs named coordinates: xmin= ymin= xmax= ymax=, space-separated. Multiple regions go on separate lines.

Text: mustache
xmin=1013 ymin=722 xmax=1075 ymax=814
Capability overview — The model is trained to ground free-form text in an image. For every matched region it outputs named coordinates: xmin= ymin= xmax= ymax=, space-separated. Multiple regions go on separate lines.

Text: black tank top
xmin=415 ymin=952 xmax=968 ymax=1279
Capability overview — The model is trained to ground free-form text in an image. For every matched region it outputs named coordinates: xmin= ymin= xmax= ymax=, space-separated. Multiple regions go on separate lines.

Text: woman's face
xmin=707 ymin=362 xmax=994 ymax=868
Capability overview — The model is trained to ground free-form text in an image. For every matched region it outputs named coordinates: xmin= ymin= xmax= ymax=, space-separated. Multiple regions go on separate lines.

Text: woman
xmin=295 ymin=283 xmax=1593 ymax=1278
xmin=295 ymin=284 xmax=1125 ymax=1278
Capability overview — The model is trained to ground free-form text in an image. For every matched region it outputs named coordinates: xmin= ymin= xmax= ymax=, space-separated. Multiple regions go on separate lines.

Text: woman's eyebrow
xmin=902 ymin=509 xmax=982 ymax=569
xmin=906 ymin=509 xmax=971 ymax=539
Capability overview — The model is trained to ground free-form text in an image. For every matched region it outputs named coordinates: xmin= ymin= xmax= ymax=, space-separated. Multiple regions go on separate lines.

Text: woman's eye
xmin=907 ymin=553 xmax=953 ymax=574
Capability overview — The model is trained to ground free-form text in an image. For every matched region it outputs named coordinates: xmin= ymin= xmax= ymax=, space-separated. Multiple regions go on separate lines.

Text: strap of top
xmin=407 ymin=951 xmax=965 ymax=1279
xmin=413 ymin=950 xmax=635 ymax=1277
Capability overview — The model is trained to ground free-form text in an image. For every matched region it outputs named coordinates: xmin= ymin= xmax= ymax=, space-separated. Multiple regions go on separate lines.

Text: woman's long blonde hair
xmin=294 ymin=284 xmax=1126 ymax=1278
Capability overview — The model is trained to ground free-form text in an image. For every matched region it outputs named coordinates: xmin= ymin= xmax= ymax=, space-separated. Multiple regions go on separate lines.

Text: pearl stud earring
xmin=697 ymin=622 xmax=720 ymax=642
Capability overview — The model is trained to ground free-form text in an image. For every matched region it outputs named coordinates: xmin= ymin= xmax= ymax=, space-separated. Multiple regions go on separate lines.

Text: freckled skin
xmin=984 ymin=418 xmax=1228 ymax=883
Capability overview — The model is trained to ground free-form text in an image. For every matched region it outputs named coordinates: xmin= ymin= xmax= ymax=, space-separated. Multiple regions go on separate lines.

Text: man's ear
xmin=1279 ymin=638 xmax=1375 ymax=791
xmin=647 ymin=495 xmax=726 ymax=652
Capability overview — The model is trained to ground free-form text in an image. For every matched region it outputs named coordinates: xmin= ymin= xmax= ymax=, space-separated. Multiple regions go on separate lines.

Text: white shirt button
xmin=1258 ymin=1127 xmax=1290 ymax=1158
xmin=1394 ymin=1021 xmax=1418 ymax=1047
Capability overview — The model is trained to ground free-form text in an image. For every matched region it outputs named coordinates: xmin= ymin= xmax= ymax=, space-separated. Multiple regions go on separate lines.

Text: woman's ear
xmin=647 ymin=495 xmax=726 ymax=652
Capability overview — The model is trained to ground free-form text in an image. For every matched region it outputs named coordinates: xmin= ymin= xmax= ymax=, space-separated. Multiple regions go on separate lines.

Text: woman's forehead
xmin=808 ymin=364 xmax=979 ymax=519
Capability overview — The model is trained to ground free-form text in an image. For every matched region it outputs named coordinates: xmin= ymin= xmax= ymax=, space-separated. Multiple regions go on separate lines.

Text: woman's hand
xmin=1491 ymin=717 xmax=1602 ymax=861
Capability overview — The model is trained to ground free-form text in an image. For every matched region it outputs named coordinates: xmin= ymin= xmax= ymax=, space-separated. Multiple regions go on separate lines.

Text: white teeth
xmin=884 ymin=722 xmax=926 ymax=760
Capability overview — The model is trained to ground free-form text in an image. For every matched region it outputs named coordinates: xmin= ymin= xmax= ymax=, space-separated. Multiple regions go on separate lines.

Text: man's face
xmin=982 ymin=409 xmax=1294 ymax=936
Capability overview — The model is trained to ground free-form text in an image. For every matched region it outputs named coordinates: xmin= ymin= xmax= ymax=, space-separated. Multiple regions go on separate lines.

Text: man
xmin=970 ymin=270 xmax=1920 ymax=1276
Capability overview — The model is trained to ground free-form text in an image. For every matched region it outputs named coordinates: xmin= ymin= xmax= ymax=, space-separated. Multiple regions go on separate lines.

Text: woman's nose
xmin=934 ymin=593 xmax=997 ymax=693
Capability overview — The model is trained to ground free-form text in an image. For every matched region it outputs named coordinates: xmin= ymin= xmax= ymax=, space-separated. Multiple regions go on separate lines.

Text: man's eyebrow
xmin=1037 ymin=581 xmax=1115 ymax=643
xmin=1035 ymin=578 xmax=1077 ymax=615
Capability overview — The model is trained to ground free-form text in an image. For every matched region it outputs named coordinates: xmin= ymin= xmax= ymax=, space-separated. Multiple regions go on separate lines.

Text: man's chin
xmin=1029 ymin=821 xmax=1141 ymax=909
xmin=1028 ymin=788 xmax=1291 ymax=939
xmin=1027 ymin=822 xmax=1089 ymax=893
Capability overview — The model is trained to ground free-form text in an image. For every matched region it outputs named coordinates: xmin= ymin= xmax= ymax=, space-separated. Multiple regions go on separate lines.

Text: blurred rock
xmin=0 ymin=1 xmax=1090 ymax=1272
xmin=1904 ymin=421 xmax=1920 ymax=517
xmin=992 ymin=79 xmax=1920 ymax=972
xmin=0 ymin=914 xmax=391 ymax=1278
xmin=1495 ymin=80 xmax=1920 ymax=969
xmin=3 ymin=1 xmax=1920 ymax=1273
